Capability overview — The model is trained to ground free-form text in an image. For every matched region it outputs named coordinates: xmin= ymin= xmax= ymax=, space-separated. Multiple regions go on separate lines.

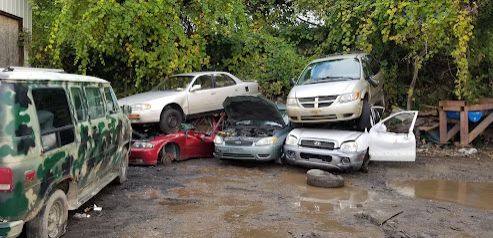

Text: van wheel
xmin=359 ymin=151 xmax=370 ymax=173
xmin=357 ymin=98 xmax=371 ymax=131
xmin=159 ymin=108 xmax=182 ymax=134
xmin=26 ymin=189 xmax=68 ymax=238
xmin=116 ymin=147 xmax=129 ymax=184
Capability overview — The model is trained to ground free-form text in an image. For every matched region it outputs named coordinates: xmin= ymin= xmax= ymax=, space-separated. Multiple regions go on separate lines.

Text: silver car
xmin=283 ymin=110 xmax=418 ymax=172
xmin=287 ymin=53 xmax=384 ymax=130
xmin=119 ymin=72 xmax=259 ymax=133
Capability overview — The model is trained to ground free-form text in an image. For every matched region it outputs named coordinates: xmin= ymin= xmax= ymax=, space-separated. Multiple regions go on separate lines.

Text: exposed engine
xmin=219 ymin=125 xmax=277 ymax=138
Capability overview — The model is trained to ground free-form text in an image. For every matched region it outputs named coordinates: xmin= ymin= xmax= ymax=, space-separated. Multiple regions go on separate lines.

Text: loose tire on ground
xmin=306 ymin=169 xmax=344 ymax=188
xmin=26 ymin=189 xmax=69 ymax=238
xmin=357 ymin=98 xmax=371 ymax=131
xmin=159 ymin=108 xmax=183 ymax=134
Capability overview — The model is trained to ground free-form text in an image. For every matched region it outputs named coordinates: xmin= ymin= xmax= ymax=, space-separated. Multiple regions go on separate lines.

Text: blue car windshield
xmin=297 ymin=58 xmax=361 ymax=85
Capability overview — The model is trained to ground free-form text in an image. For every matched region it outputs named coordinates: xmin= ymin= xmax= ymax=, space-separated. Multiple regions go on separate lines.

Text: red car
xmin=129 ymin=114 xmax=225 ymax=165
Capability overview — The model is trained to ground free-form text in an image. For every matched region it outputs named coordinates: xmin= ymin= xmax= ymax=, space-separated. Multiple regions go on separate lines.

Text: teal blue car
xmin=213 ymin=96 xmax=291 ymax=162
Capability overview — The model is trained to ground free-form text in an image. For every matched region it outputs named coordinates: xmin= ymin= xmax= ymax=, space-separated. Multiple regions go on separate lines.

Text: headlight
xmin=214 ymin=135 xmax=224 ymax=145
xmin=255 ymin=136 xmax=277 ymax=146
xmin=131 ymin=103 xmax=152 ymax=111
xmin=287 ymin=98 xmax=297 ymax=106
xmin=339 ymin=91 xmax=361 ymax=103
xmin=132 ymin=141 xmax=154 ymax=149
xmin=340 ymin=141 xmax=358 ymax=153
xmin=285 ymin=135 xmax=298 ymax=145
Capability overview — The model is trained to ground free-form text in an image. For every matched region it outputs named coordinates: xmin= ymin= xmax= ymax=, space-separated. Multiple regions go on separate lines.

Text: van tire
xmin=359 ymin=151 xmax=370 ymax=173
xmin=26 ymin=189 xmax=68 ymax=238
xmin=159 ymin=108 xmax=182 ymax=134
xmin=116 ymin=147 xmax=129 ymax=184
xmin=357 ymin=98 xmax=371 ymax=131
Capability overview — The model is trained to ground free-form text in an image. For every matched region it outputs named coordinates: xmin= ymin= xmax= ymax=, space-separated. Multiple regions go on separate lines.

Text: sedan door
xmin=187 ymin=74 xmax=215 ymax=114
xmin=211 ymin=73 xmax=240 ymax=111
xmin=369 ymin=111 xmax=418 ymax=161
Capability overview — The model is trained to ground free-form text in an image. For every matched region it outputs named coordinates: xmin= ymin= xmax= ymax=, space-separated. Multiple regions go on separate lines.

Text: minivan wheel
xmin=357 ymin=98 xmax=371 ymax=131
xmin=116 ymin=147 xmax=129 ymax=184
xmin=159 ymin=108 xmax=183 ymax=134
xmin=26 ymin=189 xmax=68 ymax=238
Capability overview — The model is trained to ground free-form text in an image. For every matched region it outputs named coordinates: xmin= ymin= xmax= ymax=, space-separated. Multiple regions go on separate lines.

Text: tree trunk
xmin=407 ymin=57 xmax=420 ymax=110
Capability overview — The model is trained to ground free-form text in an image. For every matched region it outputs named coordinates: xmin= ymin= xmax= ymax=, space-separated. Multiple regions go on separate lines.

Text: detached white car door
xmin=369 ymin=111 xmax=418 ymax=162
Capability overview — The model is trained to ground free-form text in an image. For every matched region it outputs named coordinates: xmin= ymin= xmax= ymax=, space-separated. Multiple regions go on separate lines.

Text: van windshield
xmin=297 ymin=58 xmax=361 ymax=85
xmin=153 ymin=76 xmax=194 ymax=91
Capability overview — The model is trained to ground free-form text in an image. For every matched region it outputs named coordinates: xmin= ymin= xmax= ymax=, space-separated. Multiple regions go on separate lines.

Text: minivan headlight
xmin=340 ymin=141 xmax=358 ymax=153
xmin=285 ymin=135 xmax=298 ymax=145
xmin=287 ymin=98 xmax=297 ymax=106
xmin=339 ymin=91 xmax=361 ymax=103
xmin=214 ymin=135 xmax=224 ymax=145
xmin=255 ymin=136 xmax=277 ymax=146
xmin=132 ymin=141 xmax=154 ymax=149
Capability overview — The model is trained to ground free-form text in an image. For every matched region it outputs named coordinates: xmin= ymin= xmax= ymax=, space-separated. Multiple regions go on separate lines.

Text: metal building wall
xmin=0 ymin=0 xmax=32 ymax=66
xmin=0 ymin=0 xmax=32 ymax=31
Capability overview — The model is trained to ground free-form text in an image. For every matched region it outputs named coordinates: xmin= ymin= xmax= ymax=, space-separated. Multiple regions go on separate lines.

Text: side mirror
xmin=290 ymin=77 xmax=296 ymax=86
xmin=121 ymin=105 xmax=132 ymax=115
xmin=367 ymin=76 xmax=379 ymax=87
xmin=190 ymin=84 xmax=202 ymax=92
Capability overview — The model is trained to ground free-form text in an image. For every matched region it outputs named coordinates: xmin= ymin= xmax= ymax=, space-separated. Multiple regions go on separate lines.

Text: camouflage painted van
xmin=0 ymin=67 xmax=132 ymax=238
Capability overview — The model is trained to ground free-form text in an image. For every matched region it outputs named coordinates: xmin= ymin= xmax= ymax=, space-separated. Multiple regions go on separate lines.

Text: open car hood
xmin=223 ymin=96 xmax=286 ymax=127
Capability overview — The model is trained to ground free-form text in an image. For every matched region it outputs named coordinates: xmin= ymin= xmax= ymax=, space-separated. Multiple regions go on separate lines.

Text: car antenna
xmin=2 ymin=66 xmax=14 ymax=72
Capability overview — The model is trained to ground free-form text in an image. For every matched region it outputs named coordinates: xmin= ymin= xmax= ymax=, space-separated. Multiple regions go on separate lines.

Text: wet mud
xmin=64 ymin=156 xmax=493 ymax=238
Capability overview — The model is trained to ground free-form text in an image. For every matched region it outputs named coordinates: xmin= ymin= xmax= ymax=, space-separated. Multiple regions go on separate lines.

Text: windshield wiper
xmin=304 ymin=76 xmax=357 ymax=84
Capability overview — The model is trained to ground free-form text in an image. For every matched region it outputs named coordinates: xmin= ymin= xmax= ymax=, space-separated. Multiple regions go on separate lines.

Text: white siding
xmin=0 ymin=0 xmax=32 ymax=31
xmin=0 ymin=0 xmax=32 ymax=65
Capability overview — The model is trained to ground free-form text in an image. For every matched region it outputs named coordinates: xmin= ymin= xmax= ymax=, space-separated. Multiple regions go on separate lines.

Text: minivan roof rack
xmin=1 ymin=67 xmax=65 ymax=73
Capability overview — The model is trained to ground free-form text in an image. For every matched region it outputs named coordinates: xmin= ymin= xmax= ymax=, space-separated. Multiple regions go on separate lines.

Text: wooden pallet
xmin=439 ymin=98 xmax=493 ymax=146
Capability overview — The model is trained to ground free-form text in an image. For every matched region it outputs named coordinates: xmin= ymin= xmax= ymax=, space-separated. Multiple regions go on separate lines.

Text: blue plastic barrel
xmin=446 ymin=111 xmax=485 ymax=123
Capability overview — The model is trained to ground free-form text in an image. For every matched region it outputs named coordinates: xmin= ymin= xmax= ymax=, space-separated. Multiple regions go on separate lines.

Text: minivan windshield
xmin=153 ymin=76 xmax=194 ymax=91
xmin=297 ymin=58 xmax=361 ymax=85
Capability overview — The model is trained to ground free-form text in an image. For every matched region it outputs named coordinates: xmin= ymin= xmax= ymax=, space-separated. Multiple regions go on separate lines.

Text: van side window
xmin=70 ymin=87 xmax=87 ymax=121
xmin=32 ymin=88 xmax=75 ymax=151
xmin=86 ymin=87 xmax=105 ymax=118
xmin=104 ymin=87 xmax=119 ymax=114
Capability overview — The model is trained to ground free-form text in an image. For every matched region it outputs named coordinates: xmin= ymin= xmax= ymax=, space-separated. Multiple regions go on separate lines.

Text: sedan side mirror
xmin=190 ymin=84 xmax=202 ymax=92
xmin=121 ymin=105 xmax=132 ymax=115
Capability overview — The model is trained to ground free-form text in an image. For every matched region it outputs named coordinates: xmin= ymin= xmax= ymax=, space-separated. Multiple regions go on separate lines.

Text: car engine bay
xmin=219 ymin=124 xmax=278 ymax=138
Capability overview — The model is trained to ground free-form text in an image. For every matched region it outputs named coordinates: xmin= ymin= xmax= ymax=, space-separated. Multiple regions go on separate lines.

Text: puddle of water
xmin=390 ymin=180 xmax=493 ymax=209
xmin=281 ymin=172 xmax=369 ymax=212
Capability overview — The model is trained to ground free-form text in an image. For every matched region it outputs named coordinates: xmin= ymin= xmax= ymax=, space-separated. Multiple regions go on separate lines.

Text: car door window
xmin=362 ymin=57 xmax=375 ymax=78
xmin=104 ymin=87 xmax=119 ymax=114
xmin=32 ymin=88 xmax=75 ymax=151
xmin=192 ymin=75 xmax=213 ymax=91
xmin=70 ymin=87 xmax=87 ymax=121
xmin=215 ymin=74 xmax=236 ymax=88
xmin=382 ymin=112 xmax=416 ymax=133
xmin=86 ymin=87 xmax=105 ymax=118
xmin=369 ymin=56 xmax=380 ymax=75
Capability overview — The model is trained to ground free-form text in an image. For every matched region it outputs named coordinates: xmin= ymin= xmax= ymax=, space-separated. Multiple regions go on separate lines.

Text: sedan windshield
xmin=153 ymin=76 xmax=194 ymax=91
xmin=297 ymin=58 xmax=361 ymax=85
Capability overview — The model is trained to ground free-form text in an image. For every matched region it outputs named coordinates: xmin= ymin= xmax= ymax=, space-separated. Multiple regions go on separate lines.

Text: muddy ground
xmin=64 ymin=149 xmax=493 ymax=238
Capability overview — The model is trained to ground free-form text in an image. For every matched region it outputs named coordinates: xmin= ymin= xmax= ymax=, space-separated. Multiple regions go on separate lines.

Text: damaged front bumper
xmin=214 ymin=145 xmax=281 ymax=161
xmin=0 ymin=220 xmax=24 ymax=238
xmin=283 ymin=144 xmax=366 ymax=172
xmin=129 ymin=147 xmax=160 ymax=165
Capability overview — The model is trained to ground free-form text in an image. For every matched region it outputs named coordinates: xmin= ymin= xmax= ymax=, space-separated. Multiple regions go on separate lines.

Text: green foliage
xmin=218 ymin=32 xmax=307 ymax=99
xmin=30 ymin=0 xmax=491 ymax=104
